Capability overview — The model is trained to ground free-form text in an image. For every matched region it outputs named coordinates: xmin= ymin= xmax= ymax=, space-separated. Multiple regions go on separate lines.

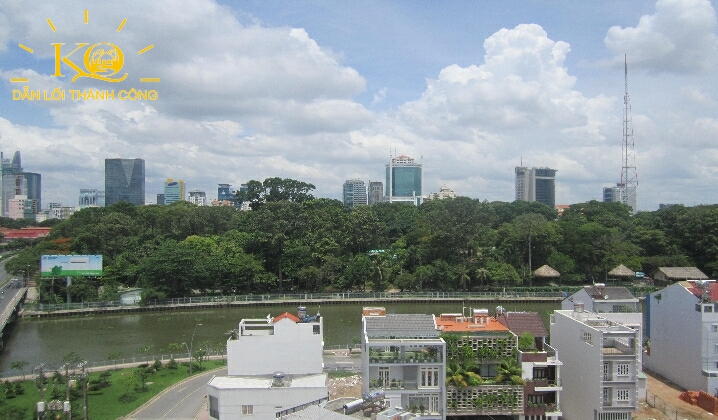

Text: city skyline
xmin=3 ymin=1 xmax=718 ymax=210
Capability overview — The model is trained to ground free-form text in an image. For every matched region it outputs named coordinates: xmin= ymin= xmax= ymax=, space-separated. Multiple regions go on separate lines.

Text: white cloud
xmin=604 ymin=0 xmax=718 ymax=73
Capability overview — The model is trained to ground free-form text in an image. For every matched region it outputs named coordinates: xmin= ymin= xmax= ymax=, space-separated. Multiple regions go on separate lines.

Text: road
xmin=125 ymin=367 xmax=227 ymax=419
xmin=124 ymin=353 xmax=359 ymax=419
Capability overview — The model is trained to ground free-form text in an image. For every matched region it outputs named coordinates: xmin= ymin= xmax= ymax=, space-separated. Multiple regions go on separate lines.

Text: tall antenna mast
xmin=621 ymin=54 xmax=638 ymax=212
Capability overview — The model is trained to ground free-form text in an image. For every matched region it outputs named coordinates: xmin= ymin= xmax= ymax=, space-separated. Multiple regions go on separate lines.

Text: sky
xmin=1 ymin=0 xmax=717 ymax=211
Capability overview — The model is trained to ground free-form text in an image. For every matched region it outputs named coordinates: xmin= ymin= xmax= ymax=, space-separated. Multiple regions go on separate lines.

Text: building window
xmin=420 ymin=367 xmax=440 ymax=388
xmin=616 ymin=364 xmax=630 ymax=376
xmin=603 ymin=363 xmax=611 ymax=380
xmin=715 ymin=344 xmax=718 ymax=354
xmin=706 ymin=305 xmax=714 ymax=313
xmin=313 ymin=325 xmax=320 ymax=334
xmin=582 ymin=331 xmax=592 ymax=345
xmin=713 ymin=325 xmax=718 ymax=333
xmin=241 ymin=405 xmax=253 ymax=415
xmin=617 ymin=389 xmax=630 ymax=401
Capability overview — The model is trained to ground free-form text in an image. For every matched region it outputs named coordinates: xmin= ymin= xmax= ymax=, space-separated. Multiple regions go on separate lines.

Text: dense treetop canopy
xmin=6 ymin=181 xmax=716 ymax=303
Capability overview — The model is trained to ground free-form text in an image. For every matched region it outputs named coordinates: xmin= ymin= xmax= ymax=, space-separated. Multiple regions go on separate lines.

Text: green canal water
xmin=0 ymin=301 xmax=560 ymax=374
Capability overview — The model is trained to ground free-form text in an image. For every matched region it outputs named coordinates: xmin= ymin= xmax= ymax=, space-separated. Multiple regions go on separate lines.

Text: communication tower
xmin=620 ymin=54 xmax=638 ymax=212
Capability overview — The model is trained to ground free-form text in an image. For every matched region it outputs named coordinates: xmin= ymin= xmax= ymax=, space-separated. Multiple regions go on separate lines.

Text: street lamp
xmin=188 ymin=323 xmax=202 ymax=375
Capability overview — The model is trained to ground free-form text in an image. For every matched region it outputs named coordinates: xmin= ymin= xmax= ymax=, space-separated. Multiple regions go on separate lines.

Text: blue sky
xmin=1 ymin=0 xmax=717 ymax=211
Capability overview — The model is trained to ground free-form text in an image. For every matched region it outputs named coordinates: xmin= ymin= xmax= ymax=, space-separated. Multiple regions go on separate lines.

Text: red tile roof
xmin=4 ymin=227 xmax=52 ymax=240
xmin=435 ymin=312 xmax=509 ymax=333
xmin=496 ymin=312 xmax=548 ymax=338
xmin=274 ymin=312 xmax=300 ymax=323
xmin=683 ymin=281 xmax=718 ymax=302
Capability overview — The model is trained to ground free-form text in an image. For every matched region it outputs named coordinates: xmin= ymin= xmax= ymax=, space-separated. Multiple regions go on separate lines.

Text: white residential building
xmin=362 ymin=308 xmax=446 ymax=420
xmin=644 ymin=280 xmax=718 ymax=394
xmin=207 ymin=308 xmax=328 ymax=420
xmin=188 ymin=190 xmax=207 ymax=206
xmin=550 ymin=307 xmax=640 ymax=420
xmin=562 ymin=284 xmax=646 ymax=397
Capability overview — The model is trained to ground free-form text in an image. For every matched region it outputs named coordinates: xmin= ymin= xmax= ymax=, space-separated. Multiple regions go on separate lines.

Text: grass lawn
xmin=0 ymin=359 xmax=226 ymax=420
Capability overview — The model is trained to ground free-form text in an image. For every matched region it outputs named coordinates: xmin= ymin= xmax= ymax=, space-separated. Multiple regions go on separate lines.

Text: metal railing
xmin=645 ymin=389 xmax=708 ymax=420
xmin=27 ymin=290 xmax=569 ymax=313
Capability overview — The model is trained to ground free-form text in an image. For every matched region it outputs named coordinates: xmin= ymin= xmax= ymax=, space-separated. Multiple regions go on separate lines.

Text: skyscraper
xmin=164 ymin=178 xmax=185 ymax=205
xmin=24 ymin=172 xmax=41 ymax=211
xmin=342 ymin=179 xmax=367 ymax=207
xmin=105 ymin=158 xmax=145 ymax=206
xmin=368 ymin=181 xmax=383 ymax=205
xmin=0 ymin=152 xmax=40 ymax=217
xmin=385 ymin=154 xmax=423 ymax=205
xmin=515 ymin=166 xmax=557 ymax=207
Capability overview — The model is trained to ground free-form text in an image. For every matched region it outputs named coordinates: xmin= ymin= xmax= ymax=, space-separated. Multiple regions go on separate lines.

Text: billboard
xmin=41 ymin=255 xmax=103 ymax=277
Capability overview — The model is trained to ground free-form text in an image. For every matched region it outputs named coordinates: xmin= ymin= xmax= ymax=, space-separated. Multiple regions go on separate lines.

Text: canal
xmin=0 ymin=301 xmax=560 ymax=374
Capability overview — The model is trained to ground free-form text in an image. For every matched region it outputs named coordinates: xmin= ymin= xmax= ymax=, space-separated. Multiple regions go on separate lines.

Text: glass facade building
xmin=164 ymin=178 xmax=185 ymax=205
xmin=342 ymin=179 xmax=367 ymax=207
xmin=515 ymin=166 xmax=557 ymax=207
xmin=385 ymin=155 xmax=422 ymax=205
xmin=105 ymin=158 xmax=145 ymax=206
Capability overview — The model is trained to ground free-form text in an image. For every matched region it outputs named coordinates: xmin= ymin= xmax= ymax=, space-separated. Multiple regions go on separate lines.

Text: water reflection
xmin=0 ymin=301 xmax=559 ymax=373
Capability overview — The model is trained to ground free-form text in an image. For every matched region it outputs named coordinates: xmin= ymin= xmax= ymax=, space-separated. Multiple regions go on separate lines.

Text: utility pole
xmin=64 ymin=363 xmax=71 ymax=420
xmin=79 ymin=361 xmax=88 ymax=420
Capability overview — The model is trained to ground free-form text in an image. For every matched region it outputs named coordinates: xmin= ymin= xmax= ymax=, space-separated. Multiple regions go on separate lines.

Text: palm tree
xmin=446 ymin=362 xmax=482 ymax=387
xmin=494 ymin=358 xmax=525 ymax=385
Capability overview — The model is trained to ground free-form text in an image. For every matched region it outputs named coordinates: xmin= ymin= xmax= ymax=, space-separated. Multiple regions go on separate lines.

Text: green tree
xmin=10 ymin=360 xmax=28 ymax=380
xmin=494 ymin=359 xmax=525 ymax=385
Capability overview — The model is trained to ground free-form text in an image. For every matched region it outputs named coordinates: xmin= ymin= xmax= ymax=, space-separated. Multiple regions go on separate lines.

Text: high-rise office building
xmin=156 ymin=194 xmax=165 ymax=206
xmin=79 ymin=189 xmax=105 ymax=208
xmin=515 ymin=166 xmax=557 ymax=207
xmin=1 ymin=151 xmax=42 ymax=217
xmin=342 ymin=179 xmax=367 ymax=207
xmin=603 ymin=183 xmax=636 ymax=212
xmin=218 ymin=183 xmax=234 ymax=201
xmin=188 ymin=190 xmax=207 ymax=206
xmin=368 ymin=181 xmax=383 ymax=205
xmin=164 ymin=178 xmax=185 ymax=205
xmin=23 ymin=172 xmax=41 ymax=212
xmin=385 ymin=154 xmax=423 ymax=205
xmin=105 ymin=158 xmax=145 ymax=206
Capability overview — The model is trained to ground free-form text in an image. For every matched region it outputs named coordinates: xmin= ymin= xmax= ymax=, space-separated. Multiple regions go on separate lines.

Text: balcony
xmin=369 ymin=379 xmax=421 ymax=390
xmin=524 ymin=402 xmax=559 ymax=416
xmin=368 ymin=350 xmax=442 ymax=365
xmin=529 ymin=378 xmax=562 ymax=392
xmin=602 ymin=339 xmax=635 ymax=357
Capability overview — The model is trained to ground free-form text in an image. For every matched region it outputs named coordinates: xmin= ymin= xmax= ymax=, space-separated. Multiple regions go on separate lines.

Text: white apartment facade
xmin=207 ymin=308 xmax=328 ymax=420
xmin=644 ymin=280 xmax=718 ymax=394
xmin=361 ymin=308 xmax=446 ymax=420
xmin=550 ymin=308 xmax=640 ymax=420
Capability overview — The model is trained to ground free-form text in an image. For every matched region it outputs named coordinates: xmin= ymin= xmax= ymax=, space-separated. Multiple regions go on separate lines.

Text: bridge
xmin=0 ymin=279 xmax=26 ymax=350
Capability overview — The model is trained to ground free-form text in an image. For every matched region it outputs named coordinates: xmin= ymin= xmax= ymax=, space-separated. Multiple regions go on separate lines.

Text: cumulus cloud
xmin=604 ymin=0 xmax=718 ymax=73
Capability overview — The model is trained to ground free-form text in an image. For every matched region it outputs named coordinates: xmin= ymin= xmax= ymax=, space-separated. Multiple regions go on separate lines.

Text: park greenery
xmin=5 ymin=177 xmax=718 ymax=303
xmin=0 ymin=357 xmax=223 ymax=420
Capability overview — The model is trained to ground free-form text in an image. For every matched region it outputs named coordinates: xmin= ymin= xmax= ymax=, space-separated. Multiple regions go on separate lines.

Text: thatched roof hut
xmin=608 ymin=264 xmax=635 ymax=278
xmin=533 ymin=265 xmax=560 ymax=278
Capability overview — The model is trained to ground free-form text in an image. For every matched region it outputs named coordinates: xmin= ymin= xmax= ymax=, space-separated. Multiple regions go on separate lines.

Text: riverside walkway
xmin=20 ymin=290 xmax=568 ymax=318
